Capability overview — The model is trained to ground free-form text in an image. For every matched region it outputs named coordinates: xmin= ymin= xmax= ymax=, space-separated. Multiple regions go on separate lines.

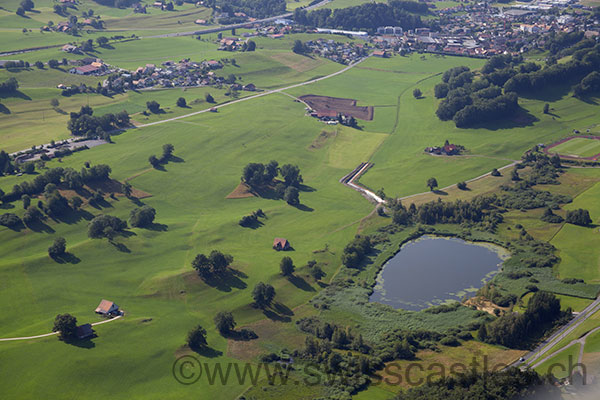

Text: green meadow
xmin=2 ymin=36 xmax=600 ymax=399
xmin=550 ymin=137 xmax=600 ymax=158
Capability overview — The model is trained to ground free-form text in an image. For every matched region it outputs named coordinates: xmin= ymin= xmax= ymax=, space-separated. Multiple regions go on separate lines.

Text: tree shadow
xmin=288 ymin=275 xmax=315 ymax=292
xmin=110 ymin=241 xmax=131 ymax=253
xmin=55 ymin=209 xmax=94 ymax=224
xmin=578 ymin=96 xmax=599 ymax=106
xmin=202 ymin=268 xmax=247 ymax=292
xmin=263 ymin=309 xmax=291 ymax=322
xmin=1 ymin=220 xmax=25 ymax=232
xmin=298 ymin=183 xmax=316 ymax=193
xmin=432 ymin=189 xmax=448 ymax=195
xmin=0 ymin=202 xmax=15 ymax=210
xmin=152 ymin=164 xmax=166 ymax=172
xmin=130 ymin=197 xmax=146 ymax=206
xmin=240 ymin=219 xmax=263 ymax=229
xmin=519 ymin=83 xmax=572 ymax=102
xmin=465 ymin=107 xmax=539 ymax=131
xmin=225 ymin=328 xmax=258 ymax=341
xmin=0 ymin=104 xmax=10 ymax=114
xmin=25 ymin=219 xmax=55 ymax=233
xmin=193 ymin=345 xmax=223 ymax=358
xmin=252 ymin=185 xmax=280 ymax=200
xmin=51 ymin=252 xmax=81 ymax=264
xmin=168 ymin=155 xmax=185 ymax=163
xmin=146 ymin=222 xmax=168 ymax=231
xmin=292 ymin=203 xmax=314 ymax=212
xmin=0 ymin=90 xmax=31 ymax=101
xmin=273 ymin=302 xmax=293 ymax=316
xmin=68 ymin=337 xmax=96 ymax=349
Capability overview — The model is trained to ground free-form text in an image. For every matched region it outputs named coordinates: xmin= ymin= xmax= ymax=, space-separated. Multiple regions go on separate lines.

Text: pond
xmin=369 ymin=235 xmax=508 ymax=311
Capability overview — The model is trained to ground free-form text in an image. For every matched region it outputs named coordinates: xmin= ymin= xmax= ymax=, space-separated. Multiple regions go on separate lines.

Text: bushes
xmin=341 ymin=235 xmax=372 ymax=268
xmin=48 ymin=237 xmax=67 ymax=259
xmin=88 ymin=215 xmax=127 ymax=239
xmin=483 ymin=291 xmax=563 ymax=348
xmin=191 ymin=250 xmax=233 ymax=280
xmin=0 ymin=213 xmax=22 ymax=228
xmin=566 ymin=209 xmax=592 ymax=226
xmin=239 ymin=209 xmax=264 ymax=227
xmin=129 ymin=206 xmax=156 ymax=228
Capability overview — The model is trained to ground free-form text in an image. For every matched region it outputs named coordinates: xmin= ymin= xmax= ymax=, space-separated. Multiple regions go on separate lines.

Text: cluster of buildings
xmin=96 ymin=58 xmax=256 ymax=93
xmin=68 ymin=58 xmax=110 ymax=76
xmin=371 ymin=2 xmax=600 ymax=58
xmin=304 ymin=39 xmax=370 ymax=64
xmin=425 ymin=143 xmax=462 ymax=156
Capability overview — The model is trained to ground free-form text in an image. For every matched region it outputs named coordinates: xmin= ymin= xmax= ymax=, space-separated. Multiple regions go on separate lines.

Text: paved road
xmin=0 ymin=314 xmax=123 ymax=342
xmin=513 ymin=297 xmax=600 ymax=369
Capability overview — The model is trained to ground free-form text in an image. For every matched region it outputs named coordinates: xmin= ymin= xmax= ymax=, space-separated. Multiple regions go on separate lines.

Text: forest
xmin=292 ymin=1 xmax=426 ymax=31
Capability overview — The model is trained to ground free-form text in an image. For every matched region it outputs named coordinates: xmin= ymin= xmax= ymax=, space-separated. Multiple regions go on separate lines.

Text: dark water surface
xmin=369 ymin=235 xmax=506 ymax=311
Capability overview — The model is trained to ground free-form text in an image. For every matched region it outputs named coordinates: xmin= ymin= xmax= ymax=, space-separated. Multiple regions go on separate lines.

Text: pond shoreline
xmin=367 ymin=228 xmax=511 ymax=311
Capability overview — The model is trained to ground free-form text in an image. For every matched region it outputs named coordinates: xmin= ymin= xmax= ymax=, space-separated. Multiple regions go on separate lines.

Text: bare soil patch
xmin=226 ymin=182 xmax=255 ymax=199
xmin=299 ymin=94 xmax=374 ymax=121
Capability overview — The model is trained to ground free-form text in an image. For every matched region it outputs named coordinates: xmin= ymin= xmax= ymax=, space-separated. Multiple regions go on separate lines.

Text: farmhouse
xmin=69 ymin=65 xmax=101 ymax=75
xmin=95 ymin=299 xmax=119 ymax=315
xmin=76 ymin=324 xmax=94 ymax=339
xmin=273 ymin=238 xmax=291 ymax=251
xmin=372 ymin=50 xmax=388 ymax=58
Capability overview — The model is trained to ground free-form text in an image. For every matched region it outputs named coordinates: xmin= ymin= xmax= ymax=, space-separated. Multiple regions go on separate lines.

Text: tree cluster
xmin=88 ymin=214 xmax=127 ymax=239
xmin=68 ymin=105 xmax=130 ymax=138
xmin=48 ymin=237 xmax=67 ymax=259
xmin=394 ymin=368 xmax=560 ymax=400
xmin=435 ymin=65 xmax=519 ymax=128
xmin=238 ymin=208 xmax=264 ymax=227
xmin=252 ymin=282 xmax=275 ymax=308
xmin=566 ymin=208 xmax=592 ymax=226
xmin=52 ymin=313 xmax=77 ymax=341
xmin=341 ymin=235 xmax=372 ymax=268
xmin=149 ymin=143 xmax=174 ymax=168
xmin=504 ymin=44 xmax=600 ymax=95
xmin=191 ymin=250 xmax=233 ymax=280
xmin=242 ymin=161 xmax=303 ymax=204
xmin=480 ymin=291 xmax=565 ymax=348
xmin=129 ymin=206 xmax=156 ymax=228
xmin=214 ymin=0 xmax=286 ymax=19
xmin=0 ymin=78 xmax=19 ymax=95
xmin=6 ymin=164 xmax=111 ymax=202
xmin=292 ymin=1 xmax=426 ymax=32
xmin=0 ymin=150 xmax=15 ymax=176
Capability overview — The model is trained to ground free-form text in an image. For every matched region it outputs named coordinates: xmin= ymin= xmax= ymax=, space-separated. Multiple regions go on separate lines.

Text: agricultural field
xmin=548 ymin=137 xmax=600 ymax=159
xmin=2 ymin=4 xmax=600 ymax=398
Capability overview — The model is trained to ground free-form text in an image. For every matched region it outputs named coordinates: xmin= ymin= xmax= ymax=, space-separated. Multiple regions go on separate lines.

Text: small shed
xmin=95 ymin=299 xmax=119 ymax=315
xmin=76 ymin=323 xmax=94 ymax=339
xmin=273 ymin=238 xmax=291 ymax=251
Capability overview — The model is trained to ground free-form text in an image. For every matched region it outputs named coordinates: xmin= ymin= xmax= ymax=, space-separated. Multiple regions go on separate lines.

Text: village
xmin=373 ymin=0 xmax=599 ymax=57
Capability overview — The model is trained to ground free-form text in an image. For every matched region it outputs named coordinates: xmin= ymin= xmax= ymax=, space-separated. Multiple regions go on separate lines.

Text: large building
xmin=377 ymin=26 xmax=403 ymax=35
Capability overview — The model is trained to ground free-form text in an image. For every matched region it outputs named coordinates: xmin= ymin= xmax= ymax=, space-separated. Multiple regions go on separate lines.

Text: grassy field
xmin=2 ymin=42 xmax=600 ymax=399
xmin=0 ymin=91 xmax=381 ymax=398
xmin=0 ymin=32 xmax=351 ymax=152
xmin=550 ymin=137 xmax=600 ymax=158
xmin=552 ymin=179 xmax=600 ymax=284
xmin=535 ymin=342 xmax=581 ymax=379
